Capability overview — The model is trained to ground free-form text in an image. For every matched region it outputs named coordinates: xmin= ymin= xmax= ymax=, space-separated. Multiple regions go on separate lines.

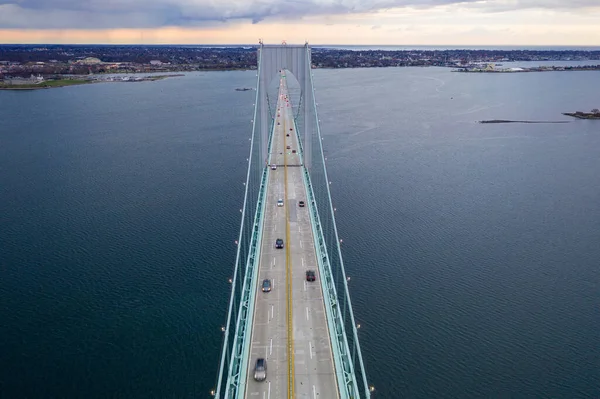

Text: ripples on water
xmin=1 ymin=67 xmax=599 ymax=398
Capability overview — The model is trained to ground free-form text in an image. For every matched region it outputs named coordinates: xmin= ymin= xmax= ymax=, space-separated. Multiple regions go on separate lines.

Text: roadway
xmin=244 ymin=73 xmax=339 ymax=399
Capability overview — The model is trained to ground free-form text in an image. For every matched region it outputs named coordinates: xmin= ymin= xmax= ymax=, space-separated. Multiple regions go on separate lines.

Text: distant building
xmin=149 ymin=60 xmax=163 ymax=65
xmin=77 ymin=57 xmax=102 ymax=65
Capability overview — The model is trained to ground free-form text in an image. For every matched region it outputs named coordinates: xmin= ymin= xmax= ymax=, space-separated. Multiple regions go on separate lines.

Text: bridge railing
xmin=213 ymin=51 xmax=275 ymax=399
xmin=293 ymin=59 xmax=372 ymax=398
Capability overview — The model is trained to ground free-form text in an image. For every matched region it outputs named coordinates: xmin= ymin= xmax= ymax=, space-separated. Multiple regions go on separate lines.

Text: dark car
xmin=292 ymin=150 xmax=296 ymax=153
xmin=275 ymin=238 xmax=284 ymax=249
xmin=289 ymin=128 xmax=293 ymax=131
xmin=306 ymin=270 xmax=316 ymax=282
xmin=298 ymin=201 xmax=305 ymax=207
xmin=254 ymin=358 xmax=267 ymax=381
xmin=262 ymin=279 xmax=272 ymax=292
xmin=286 ymin=133 xmax=290 ymax=137
xmin=286 ymin=145 xmax=291 ymax=150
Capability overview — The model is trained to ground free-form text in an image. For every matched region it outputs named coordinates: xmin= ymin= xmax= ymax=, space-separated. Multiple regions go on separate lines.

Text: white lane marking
xmin=263 ymin=391 xmax=265 ymax=399
xmin=301 ymin=257 xmax=305 ymax=266
xmin=265 ymin=346 xmax=268 ymax=358
xmin=306 ymin=307 xmax=309 ymax=321
xmin=268 ymin=382 xmax=271 ymax=399
xmin=300 ymin=241 xmax=303 ymax=249
xmin=272 ymin=279 xmax=275 ymax=289
xmin=271 ymin=305 xmax=274 ymax=319
xmin=267 ymin=310 xmax=270 ymax=323
xmin=313 ymin=385 xmax=316 ymax=399
xmin=270 ymin=338 xmax=273 ymax=355
xmin=304 ymin=280 xmax=306 ymax=292
xmin=309 ymin=341 xmax=313 ymax=359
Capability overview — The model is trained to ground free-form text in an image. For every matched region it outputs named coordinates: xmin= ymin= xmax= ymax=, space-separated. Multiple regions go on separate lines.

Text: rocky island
xmin=563 ymin=109 xmax=600 ymax=119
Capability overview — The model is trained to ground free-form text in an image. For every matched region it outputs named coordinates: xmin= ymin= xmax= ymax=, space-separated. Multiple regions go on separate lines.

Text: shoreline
xmin=0 ymin=74 xmax=184 ymax=90
xmin=0 ymin=74 xmax=183 ymax=90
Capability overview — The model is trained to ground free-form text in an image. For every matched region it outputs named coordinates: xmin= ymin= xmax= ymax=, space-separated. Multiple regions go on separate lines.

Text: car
xmin=286 ymin=145 xmax=291 ymax=150
xmin=262 ymin=279 xmax=272 ymax=292
xmin=286 ymin=133 xmax=290 ymax=137
xmin=254 ymin=358 xmax=267 ymax=381
xmin=275 ymin=238 xmax=284 ymax=249
xmin=277 ymin=199 xmax=284 ymax=207
xmin=298 ymin=201 xmax=305 ymax=207
xmin=292 ymin=150 xmax=296 ymax=153
xmin=277 ymin=122 xmax=280 ymax=125
xmin=289 ymin=128 xmax=293 ymax=131
xmin=306 ymin=270 xmax=316 ymax=282
xmin=271 ymin=164 xmax=277 ymax=170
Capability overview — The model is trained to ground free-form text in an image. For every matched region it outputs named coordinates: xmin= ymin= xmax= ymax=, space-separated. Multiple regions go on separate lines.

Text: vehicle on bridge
xmin=275 ymin=238 xmax=284 ymax=249
xmin=261 ymin=279 xmax=272 ymax=293
xmin=277 ymin=198 xmax=284 ymax=207
xmin=306 ymin=270 xmax=316 ymax=282
xmin=271 ymin=164 xmax=277 ymax=170
xmin=253 ymin=358 xmax=267 ymax=381
xmin=298 ymin=200 xmax=305 ymax=207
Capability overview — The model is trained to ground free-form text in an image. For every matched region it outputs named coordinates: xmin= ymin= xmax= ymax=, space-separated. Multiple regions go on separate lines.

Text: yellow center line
xmin=283 ymin=82 xmax=295 ymax=399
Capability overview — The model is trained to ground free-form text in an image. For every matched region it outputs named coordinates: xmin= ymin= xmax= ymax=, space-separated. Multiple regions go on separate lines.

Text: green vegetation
xmin=0 ymin=79 xmax=93 ymax=90
xmin=40 ymin=79 xmax=92 ymax=87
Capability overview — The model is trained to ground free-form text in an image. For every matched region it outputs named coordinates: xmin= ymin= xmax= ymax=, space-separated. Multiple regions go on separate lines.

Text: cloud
xmin=0 ymin=0 xmax=598 ymax=29
xmin=463 ymin=0 xmax=600 ymax=12
xmin=0 ymin=0 xmax=478 ymax=29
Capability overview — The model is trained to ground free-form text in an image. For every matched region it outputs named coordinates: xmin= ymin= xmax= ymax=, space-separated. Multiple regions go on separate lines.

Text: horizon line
xmin=2 ymin=43 xmax=600 ymax=47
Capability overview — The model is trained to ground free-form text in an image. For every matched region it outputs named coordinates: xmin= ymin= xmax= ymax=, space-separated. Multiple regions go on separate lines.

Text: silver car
xmin=254 ymin=358 xmax=267 ymax=381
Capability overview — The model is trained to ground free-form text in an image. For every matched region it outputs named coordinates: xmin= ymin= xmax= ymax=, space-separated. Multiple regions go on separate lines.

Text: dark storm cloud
xmin=0 ymin=0 xmax=597 ymax=29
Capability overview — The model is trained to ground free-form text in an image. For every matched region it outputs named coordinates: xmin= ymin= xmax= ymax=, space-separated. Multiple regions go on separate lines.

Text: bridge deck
xmin=244 ymin=76 xmax=339 ymax=399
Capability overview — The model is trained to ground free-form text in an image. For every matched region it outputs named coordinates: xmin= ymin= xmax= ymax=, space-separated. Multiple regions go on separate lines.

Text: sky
xmin=0 ymin=0 xmax=599 ymax=45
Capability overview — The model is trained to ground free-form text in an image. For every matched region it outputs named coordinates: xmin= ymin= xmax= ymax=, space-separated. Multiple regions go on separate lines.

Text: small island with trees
xmin=563 ymin=109 xmax=600 ymax=119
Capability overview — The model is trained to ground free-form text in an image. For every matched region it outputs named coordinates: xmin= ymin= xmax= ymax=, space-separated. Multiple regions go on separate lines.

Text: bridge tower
xmin=213 ymin=43 xmax=371 ymax=399
xmin=256 ymin=42 xmax=315 ymax=169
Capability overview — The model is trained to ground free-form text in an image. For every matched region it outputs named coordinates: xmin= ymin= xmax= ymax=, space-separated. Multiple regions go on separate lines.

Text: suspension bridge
xmin=213 ymin=43 xmax=372 ymax=399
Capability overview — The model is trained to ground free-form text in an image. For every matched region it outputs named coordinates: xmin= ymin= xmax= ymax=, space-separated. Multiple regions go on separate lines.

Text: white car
xmin=277 ymin=199 xmax=284 ymax=207
xmin=271 ymin=164 xmax=277 ymax=170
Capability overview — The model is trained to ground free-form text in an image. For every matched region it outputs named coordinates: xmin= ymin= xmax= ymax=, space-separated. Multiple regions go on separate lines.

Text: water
xmin=1 ymin=68 xmax=599 ymax=398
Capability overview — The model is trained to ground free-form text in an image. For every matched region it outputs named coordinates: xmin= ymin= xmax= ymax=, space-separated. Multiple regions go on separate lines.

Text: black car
xmin=275 ymin=238 xmax=284 ymax=249
xmin=306 ymin=270 xmax=316 ymax=282
xmin=262 ymin=279 xmax=272 ymax=292
xmin=298 ymin=201 xmax=305 ymax=207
